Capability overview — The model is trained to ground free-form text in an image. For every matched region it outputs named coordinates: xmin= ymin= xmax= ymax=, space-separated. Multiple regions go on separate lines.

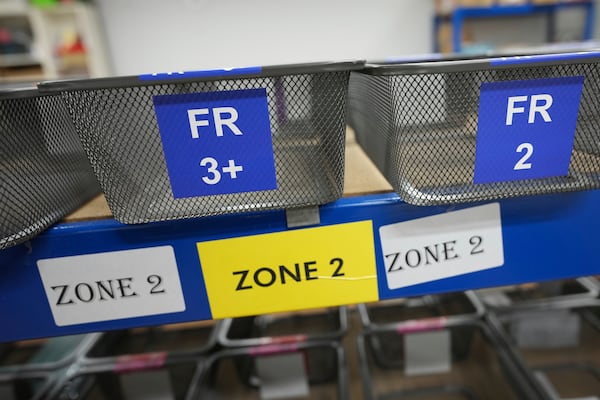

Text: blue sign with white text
xmin=474 ymin=76 xmax=584 ymax=184
xmin=153 ymin=89 xmax=277 ymax=198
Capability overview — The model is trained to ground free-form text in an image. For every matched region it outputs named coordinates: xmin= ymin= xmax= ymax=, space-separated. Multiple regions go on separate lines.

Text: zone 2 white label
xmin=37 ymin=246 xmax=185 ymax=326
xmin=380 ymin=203 xmax=504 ymax=290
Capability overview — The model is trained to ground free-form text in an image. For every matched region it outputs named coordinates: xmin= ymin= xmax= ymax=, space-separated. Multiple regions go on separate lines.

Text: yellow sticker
xmin=197 ymin=221 xmax=378 ymax=319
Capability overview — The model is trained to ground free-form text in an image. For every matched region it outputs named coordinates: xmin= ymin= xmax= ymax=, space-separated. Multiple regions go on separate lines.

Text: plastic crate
xmin=357 ymin=320 xmax=539 ymax=400
xmin=0 ymin=88 xmax=100 ymax=249
xmin=218 ymin=307 xmax=347 ymax=347
xmin=39 ymin=62 xmax=362 ymax=223
xmin=490 ymin=302 xmax=600 ymax=399
xmin=187 ymin=341 xmax=348 ymax=399
xmin=348 ymin=51 xmax=600 ymax=205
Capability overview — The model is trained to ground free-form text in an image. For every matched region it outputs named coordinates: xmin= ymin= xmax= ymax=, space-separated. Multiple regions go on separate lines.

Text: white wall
xmin=96 ymin=0 xmax=599 ymax=76
xmin=96 ymin=0 xmax=434 ymax=75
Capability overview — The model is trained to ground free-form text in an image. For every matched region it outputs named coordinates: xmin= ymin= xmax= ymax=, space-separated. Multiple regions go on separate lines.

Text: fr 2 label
xmin=474 ymin=76 xmax=584 ymax=184
xmin=37 ymin=246 xmax=186 ymax=326
xmin=380 ymin=203 xmax=504 ymax=290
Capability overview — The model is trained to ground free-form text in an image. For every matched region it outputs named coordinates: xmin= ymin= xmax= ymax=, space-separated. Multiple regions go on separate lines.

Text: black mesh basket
xmin=0 ymin=88 xmax=100 ymax=249
xmin=39 ymin=62 xmax=362 ymax=224
xmin=348 ymin=51 xmax=600 ymax=205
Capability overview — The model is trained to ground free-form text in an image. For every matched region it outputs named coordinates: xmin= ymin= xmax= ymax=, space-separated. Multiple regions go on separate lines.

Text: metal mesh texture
xmin=348 ymin=63 xmax=600 ymax=205
xmin=0 ymin=94 xmax=100 ymax=250
xmin=60 ymin=72 xmax=349 ymax=224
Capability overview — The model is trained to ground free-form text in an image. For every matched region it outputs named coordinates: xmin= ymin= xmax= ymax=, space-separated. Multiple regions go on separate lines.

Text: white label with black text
xmin=380 ymin=203 xmax=503 ymax=290
xmin=37 ymin=246 xmax=185 ymax=326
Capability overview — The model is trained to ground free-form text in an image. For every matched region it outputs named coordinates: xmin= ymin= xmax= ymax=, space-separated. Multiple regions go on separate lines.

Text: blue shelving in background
xmin=434 ymin=1 xmax=596 ymax=53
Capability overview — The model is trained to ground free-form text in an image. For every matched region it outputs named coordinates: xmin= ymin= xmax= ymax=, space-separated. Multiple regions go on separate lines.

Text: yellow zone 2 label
xmin=197 ymin=220 xmax=378 ymax=319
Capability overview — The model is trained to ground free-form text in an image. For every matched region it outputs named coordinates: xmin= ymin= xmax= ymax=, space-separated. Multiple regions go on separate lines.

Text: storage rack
xmin=0 ymin=1 xmax=111 ymax=82
xmin=2 ymin=53 xmax=600 ymax=399
xmin=433 ymin=1 xmax=596 ymax=53
xmin=1 ymin=129 xmax=599 ymax=342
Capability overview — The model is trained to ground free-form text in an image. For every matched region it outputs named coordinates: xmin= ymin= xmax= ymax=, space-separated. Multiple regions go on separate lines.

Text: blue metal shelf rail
xmin=1 ymin=190 xmax=599 ymax=342
xmin=434 ymin=1 xmax=596 ymax=53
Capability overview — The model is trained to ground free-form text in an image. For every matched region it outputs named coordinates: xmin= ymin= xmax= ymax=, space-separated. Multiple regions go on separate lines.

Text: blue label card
xmin=153 ymin=89 xmax=277 ymax=198
xmin=474 ymin=76 xmax=584 ymax=184
xmin=140 ymin=66 xmax=262 ymax=81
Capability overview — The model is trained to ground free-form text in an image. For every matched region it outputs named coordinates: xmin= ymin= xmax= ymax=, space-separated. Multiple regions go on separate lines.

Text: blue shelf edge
xmin=1 ymin=190 xmax=599 ymax=342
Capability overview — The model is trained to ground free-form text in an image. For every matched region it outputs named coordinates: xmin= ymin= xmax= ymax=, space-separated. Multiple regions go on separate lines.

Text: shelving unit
xmin=0 ymin=1 xmax=111 ymax=83
xmin=0 ymin=1 xmax=41 ymax=82
xmin=28 ymin=2 xmax=111 ymax=79
xmin=1 ymin=130 xmax=599 ymax=343
xmin=2 ymin=41 xmax=600 ymax=398
xmin=434 ymin=1 xmax=596 ymax=53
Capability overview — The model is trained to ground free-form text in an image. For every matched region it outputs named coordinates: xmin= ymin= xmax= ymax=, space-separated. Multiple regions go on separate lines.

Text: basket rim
xmin=0 ymin=85 xmax=46 ymax=100
xmin=37 ymin=60 xmax=364 ymax=92
xmin=359 ymin=49 xmax=600 ymax=76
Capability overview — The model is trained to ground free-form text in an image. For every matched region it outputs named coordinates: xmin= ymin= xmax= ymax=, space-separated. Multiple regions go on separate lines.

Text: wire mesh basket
xmin=39 ymin=62 xmax=361 ymax=223
xmin=0 ymin=88 xmax=100 ymax=249
xmin=348 ymin=51 xmax=600 ymax=205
